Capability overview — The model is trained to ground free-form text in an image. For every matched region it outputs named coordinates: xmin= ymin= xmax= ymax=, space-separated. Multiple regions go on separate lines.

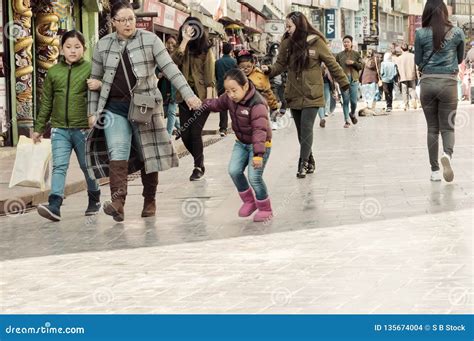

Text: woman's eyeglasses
xmin=114 ymin=16 xmax=136 ymax=25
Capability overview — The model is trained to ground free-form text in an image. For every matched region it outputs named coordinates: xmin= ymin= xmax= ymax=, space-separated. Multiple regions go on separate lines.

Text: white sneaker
xmin=440 ymin=153 xmax=454 ymax=182
xmin=430 ymin=170 xmax=442 ymax=182
xmin=271 ymin=121 xmax=279 ymax=130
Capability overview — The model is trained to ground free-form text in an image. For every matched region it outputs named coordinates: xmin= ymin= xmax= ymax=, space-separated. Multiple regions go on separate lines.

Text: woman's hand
xmin=186 ymin=96 xmax=202 ymax=111
xmin=261 ymin=65 xmax=269 ymax=73
xmin=183 ymin=25 xmax=195 ymax=43
xmin=87 ymin=79 xmax=102 ymax=91
xmin=346 ymin=59 xmax=355 ymax=66
xmin=31 ymin=131 xmax=42 ymax=144
xmin=88 ymin=116 xmax=96 ymax=129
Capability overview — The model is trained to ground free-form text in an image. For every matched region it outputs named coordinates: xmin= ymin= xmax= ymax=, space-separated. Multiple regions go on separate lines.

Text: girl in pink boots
xmin=202 ymin=68 xmax=272 ymax=222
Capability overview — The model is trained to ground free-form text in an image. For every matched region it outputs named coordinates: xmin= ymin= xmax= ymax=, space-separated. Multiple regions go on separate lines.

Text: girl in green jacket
xmin=32 ymin=30 xmax=101 ymax=222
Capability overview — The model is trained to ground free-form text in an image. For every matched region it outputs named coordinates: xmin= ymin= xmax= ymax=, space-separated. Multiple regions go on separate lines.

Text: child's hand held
xmin=88 ymin=115 xmax=96 ymax=129
xmin=31 ymin=132 xmax=42 ymax=144
xmin=87 ymin=79 xmax=102 ymax=91
xmin=252 ymin=157 xmax=263 ymax=169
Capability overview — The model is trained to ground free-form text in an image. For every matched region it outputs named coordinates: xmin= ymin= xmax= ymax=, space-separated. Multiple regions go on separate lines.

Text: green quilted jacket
xmin=35 ymin=58 xmax=90 ymax=134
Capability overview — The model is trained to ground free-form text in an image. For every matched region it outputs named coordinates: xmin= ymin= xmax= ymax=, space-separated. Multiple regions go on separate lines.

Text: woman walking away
xmin=380 ymin=52 xmax=398 ymax=112
xmin=359 ymin=49 xmax=379 ymax=117
xmin=261 ymin=11 xmax=349 ymax=178
xmin=32 ymin=30 xmax=101 ymax=222
xmin=172 ymin=17 xmax=216 ymax=181
xmin=415 ymin=0 xmax=465 ymax=182
xmin=336 ymin=35 xmax=363 ymax=127
xmin=201 ymin=69 xmax=272 ymax=222
xmin=87 ymin=1 xmax=201 ymax=222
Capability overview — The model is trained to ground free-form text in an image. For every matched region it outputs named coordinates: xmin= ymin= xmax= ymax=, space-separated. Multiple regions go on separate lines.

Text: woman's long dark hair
xmin=421 ymin=0 xmax=453 ymax=50
xmin=285 ymin=11 xmax=326 ymax=74
xmin=177 ymin=17 xmax=211 ymax=55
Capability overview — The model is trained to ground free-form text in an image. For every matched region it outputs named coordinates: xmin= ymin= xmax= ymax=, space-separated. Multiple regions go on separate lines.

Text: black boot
xmin=85 ymin=190 xmax=101 ymax=216
xmin=296 ymin=158 xmax=308 ymax=179
xmin=37 ymin=194 xmax=63 ymax=222
xmin=307 ymin=154 xmax=315 ymax=174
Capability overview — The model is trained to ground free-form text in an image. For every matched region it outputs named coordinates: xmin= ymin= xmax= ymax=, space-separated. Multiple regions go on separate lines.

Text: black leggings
xmin=179 ymin=102 xmax=210 ymax=168
xmin=291 ymin=108 xmax=319 ymax=161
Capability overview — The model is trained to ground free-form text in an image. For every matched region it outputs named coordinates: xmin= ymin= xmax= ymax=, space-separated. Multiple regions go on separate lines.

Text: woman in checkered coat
xmin=87 ymin=1 xmax=202 ymax=222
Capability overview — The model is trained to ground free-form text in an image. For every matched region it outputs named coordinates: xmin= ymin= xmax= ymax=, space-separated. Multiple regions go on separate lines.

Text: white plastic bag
xmin=9 ymin=136 xmax=52 ymax=190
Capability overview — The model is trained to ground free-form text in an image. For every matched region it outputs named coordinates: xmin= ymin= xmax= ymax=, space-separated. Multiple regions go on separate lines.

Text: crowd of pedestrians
xmin=29 ymin=0 xmax=470 ymax=224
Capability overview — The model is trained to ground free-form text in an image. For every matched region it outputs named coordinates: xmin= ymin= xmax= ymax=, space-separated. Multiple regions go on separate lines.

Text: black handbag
xmin=120 ymin=43 xmax=160 ymax=125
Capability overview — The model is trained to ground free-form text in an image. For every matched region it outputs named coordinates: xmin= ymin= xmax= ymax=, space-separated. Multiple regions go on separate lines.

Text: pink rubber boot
xmin=238 ymin=188 xmax=257 ymax=217
xmin=253 ymin=197 xmax=273 ymax=222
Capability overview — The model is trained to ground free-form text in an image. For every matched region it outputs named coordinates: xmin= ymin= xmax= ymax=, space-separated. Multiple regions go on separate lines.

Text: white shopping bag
xmin=9 ymin=135 xmax=52 ymax=190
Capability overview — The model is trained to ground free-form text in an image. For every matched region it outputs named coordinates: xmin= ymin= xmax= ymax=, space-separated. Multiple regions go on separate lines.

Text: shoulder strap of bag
xmin=374 ymin=58 xmax=381 ymax=80
xmin=119 ymin=41 xmax=133 ymax=95
xmin=419 ymin=28 xmax=451 ymax=72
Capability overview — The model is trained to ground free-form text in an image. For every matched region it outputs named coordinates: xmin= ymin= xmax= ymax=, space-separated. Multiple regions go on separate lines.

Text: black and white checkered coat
xmin=86 ymin=29 xmax=195 ymax=179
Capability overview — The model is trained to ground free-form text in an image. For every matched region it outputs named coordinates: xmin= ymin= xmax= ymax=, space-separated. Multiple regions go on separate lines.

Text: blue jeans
xmin=228 ymin=140 xmax=271 ymax=201
xmin=318 ymin=82 xmax=332 ymax=118
xmin=165 ymin=103 xmax=180 ymax=136
xmin=341 ymin=75 xmax=359 ymax=121
xmin=103 ymin=110 xmax=142 ymax=161
xmin=51 ymin=128 xmax=99 ymax=197
xmin=361 ymin=82 xmax=378 ymax=108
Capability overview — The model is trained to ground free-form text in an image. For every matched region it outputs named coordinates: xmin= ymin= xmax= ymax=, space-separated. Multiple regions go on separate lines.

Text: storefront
xmin=142 ymin=0 xmax=189 ymax=40
xmin=0 ymin=0 xmax=8 ymax=146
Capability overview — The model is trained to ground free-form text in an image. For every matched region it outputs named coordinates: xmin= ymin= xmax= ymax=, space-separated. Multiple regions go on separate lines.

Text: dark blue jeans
xmin=228 ymin=140 xmax=271 ymax=200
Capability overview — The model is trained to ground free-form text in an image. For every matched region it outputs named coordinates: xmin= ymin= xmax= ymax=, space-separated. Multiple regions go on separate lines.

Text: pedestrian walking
xmin=336 ymin=35 xmax=362 ymax=128
xmin=236 ymin=49 xmax=280 ymax=130
xmin=201 ymin=69 xmax=273 ymax=222
xmin=395 ymin=43 xmax=419 ymax=110
xmin=359 ymin=49 xmax=380 ymax=116
xmin=261 ymin=11 xmax=349 ymax=178
xmin=415 ymin=0 xmax=465 ymax=182
xmin=31 ymin=30 xmax=101 ymax=222
xmin=172 ymin=16 xmax=216 ymax=181
xmin=317 ymin=62 xmax=338 ymax=127
xmin=158 ymin=36 xmax=181 ymax=137
xmin=380 ymin=52 xmax=399 ymax=112
xmin=87 ymin=1 xmax=201 ymax=222
xmin=215 ymin=42 xmax=237 ymax=136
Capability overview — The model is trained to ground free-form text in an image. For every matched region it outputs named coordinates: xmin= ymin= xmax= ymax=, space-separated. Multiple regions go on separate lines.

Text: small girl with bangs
xmin=201 ymin=68 xmax=273 ymax=222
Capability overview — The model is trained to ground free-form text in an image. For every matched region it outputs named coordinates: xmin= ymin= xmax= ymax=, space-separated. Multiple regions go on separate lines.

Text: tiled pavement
xmin=1 ymin=105 xmax=473 ymax=314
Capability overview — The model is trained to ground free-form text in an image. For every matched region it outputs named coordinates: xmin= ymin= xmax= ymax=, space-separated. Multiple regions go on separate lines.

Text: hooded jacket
xmin=266 ymin=34 xmax=349 ymax=109
xmin=203 ymin=82 xmax=271 ymax=157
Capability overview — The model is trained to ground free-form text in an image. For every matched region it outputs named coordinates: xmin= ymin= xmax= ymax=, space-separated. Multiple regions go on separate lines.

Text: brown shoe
xmin=103 ymin=160 xmax=128 ymax=222
xmin=141 ymin=169 xmax=158 ymax=217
